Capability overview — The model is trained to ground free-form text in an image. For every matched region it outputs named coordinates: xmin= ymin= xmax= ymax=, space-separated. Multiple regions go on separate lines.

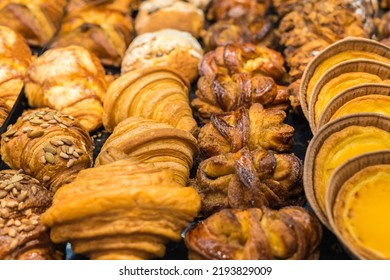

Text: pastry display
xmin=103 ymin=67 xmax=197 ymax=134
xmin=192 ymin=73 xmax=289 ymax=122
xmin=0 ymin=26 xmax=32 ymax=110
xmin=185 ymin=206 xmax=322 ymax=260
xmin=193 ymin=148 xmax=303 ymax=216
xmin=24 ymin=45 xmax=107 ymax=132
xmin=41 ymin=159 xmax=201 ymax=260
xmin=95 ymin=117 xmax=198 ymax=186
xmin=0 ymin=100 xmax=9 ymax=128
xmin=0 ymin=170 xmax=62 ymax=260
xmin=135 ymin=0 xmax=204 ymax=38
xmin=0 ymin=0 xmax=67 ymax=47
xmin=121 ymin=29 xmax=203 ymax=83
xmin=198 ymin=104 xmax=294 ymax=158
xmin=0 ymin=109 xmax=93 ymax=193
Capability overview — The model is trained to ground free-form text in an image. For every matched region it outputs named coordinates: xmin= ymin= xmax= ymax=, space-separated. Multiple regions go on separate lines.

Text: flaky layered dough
xmin=96 ymin=117 xmax=198 ymax=185
xmin=103 ymin=68 xmax=197 ymax=134
xmin=41 ymin=159 xmax=201 ymax=260
xmin=0 ymin=26 xmax=32 ymax=110
xmin=66 ymin=0 xmax=134 ymax=14
xmin=198 ymin=104 xmax=294 ymax=158
xmin=185 ymin=207 xmax=322 ymax=260
xmin=24 ymin=46 xmax=107 ymax=132
xmin=0 ymin=170 xmax=62 ymax=260
xmin=0 ymin=0 xmax=67 ymax=47
xmin=0 ymin=109 xmax=93 ymax=193
xmin=0 ymin=100 xmax=9 ymax=128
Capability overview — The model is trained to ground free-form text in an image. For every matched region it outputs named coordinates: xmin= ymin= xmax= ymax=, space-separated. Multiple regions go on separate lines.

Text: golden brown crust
xmin=0 ymin=100 xmax=9 ymax=128
xmin=0 ymin=109 xmax=93 ymax=193
xmin=185 ymin=207 xmax=322 ymax=260
xmin=67 ymin=0 xmax=134 ymax=14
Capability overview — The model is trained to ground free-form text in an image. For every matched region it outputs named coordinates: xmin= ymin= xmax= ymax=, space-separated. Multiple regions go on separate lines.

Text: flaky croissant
xmin=66 ymin=0 xmax=134 ymax=14
xmin=192 ymin=148 xmax=303 ymax=216
xmin=0 ymin=170 xmax=63 ymax=260
xmin=0 ymin=109 xmax=93 ymax=193
xmin=198 ymin=104 xmax=294 ymax=158
xmin=0 ymin=100 xmax=9 ymax=128
xmin=103 ymin=67 xmax=197 ymax=134
xmin=185 ymin=206 xmax=322 ymax=260
xmin=0 ymin=26 xmax=32 ymax=110
xmin=96 ymin=117 xmax=198 ymax=186
xmin=41 ymin=158 xmax=201 ymax=260
xmin=199 ymin=43 xmax=286 ymax=82
xmin=24 ymin=45 xmax=107 ymax=132
xmin=192 ymin=73 xmax=289 ymax=122
xmin=0 ymin=0 xmax=67 ymax=47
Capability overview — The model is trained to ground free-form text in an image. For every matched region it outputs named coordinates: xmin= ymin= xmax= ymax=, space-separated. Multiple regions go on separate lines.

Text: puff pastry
xmin=66 ymin=0 xmax=134 ymax=14
xmin=0 ymin=100 xmax=9 ymax=128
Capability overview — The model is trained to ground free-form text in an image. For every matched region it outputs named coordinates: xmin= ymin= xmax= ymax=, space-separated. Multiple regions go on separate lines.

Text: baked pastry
xmin=66 ymin=0 xmax=134 ymax=14
xmin=381 ymin=0 xmax=390 ymax=10
xmin=0 ymin=100 xmax=9 ymax=128
xmin=185 ymin=206 xmax=322 ymax=260
xmin=198 ymin=104 xmax=294 ymax=158
xmin=192 ymin=73 xmax=289 ymax=122
xmin=0 ymin=109 xmax=93 ymax=193
xmin=0 ymin=170 xmax=62 ymax=260
xmin=95 ymin=117 xmax=198 ymax=185
xmin=24 ymin=45 xmax=107 ymax=132
xmin=188 ymin=0 xmax=211 ymax=10
xmin=121 ymin=29 xmax=203 ymax=83
xmin=41 ymin=158 xmax=201 ymax=260
xmin=0 ymin=26 xmax=32 ymax=110
xmin=135 ymin=0 xmax=204 ymax=38
xmin=0 ymin=0 xmax=67 ymax=47
xmin=103 ymin=67 xmax=197 ymax=134
xmin=50 ymin=2 xmax=134 ymax=67
xmin=193 ymin=148 xmax=303 ymax=215
xmin=199 ymin=43 xmax=286 ymax=83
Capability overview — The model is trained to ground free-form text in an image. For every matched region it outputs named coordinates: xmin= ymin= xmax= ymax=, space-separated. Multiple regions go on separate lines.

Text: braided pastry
xmin=185 ymin=206 xmax=322 ymax=260
xmin=193 ymin=148 xmax=303 ymax=216
xmin=24 ymin=45 xmax=107 ymax=132
xmin=198 ymin=104 xmax=294 ymax=158
xmin=0 ymin=170 xmax=62 ymax=260
xmin=192 ymin=73 xmax=289 ymax=122
xmin=0 ymin=100 xmax=9 ymax=128
xmin=1 ymin=109 xmax=93 ymax=193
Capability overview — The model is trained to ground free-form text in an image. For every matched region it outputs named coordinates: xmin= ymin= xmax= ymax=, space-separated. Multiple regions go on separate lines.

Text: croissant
xmin=185 ymin=206 xmax=322 ymax=260
xmin=96 ymin=117 xmax=198 ymax=186
xmin=198 ymin=104 xmax=294 ymax=158
xmin=0 ymin=0 xmax=67 ymax=47
xmin=192 ymin=148 xmax=303 ymax=216
xmin=0 ymin=170 xmax=63 ymax=260
xmin=66 ymin=0 xmax=134 ymax=14
xmin=192 ymin=73 xmax=289 ymax=122
xmin=0 ymin=100 xmax=9 ymax=128
xmin=0 ymin=109 xmax=93 ymax=193
xmin=41 ymin=158 xmax=201 ymax=260
xmin=199 ymin=43 xmax=286 ymax=82
xmin=103 ymin=67 xmax=197 ymax=134
xmin=24 ymin=45 xmax=107 ymax=132
xmin=0 ymin=26 xmax=32 ymax=110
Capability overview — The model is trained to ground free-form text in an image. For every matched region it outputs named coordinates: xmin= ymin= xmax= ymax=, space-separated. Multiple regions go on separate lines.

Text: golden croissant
xmin=1 ymin=109 xmax=94 ymax=193
xmin=66 ymin=0 xmax=134 ymax=14
xmin=193 ymin=148 xmax=303 ymax=216
xmin=185 ymin=206 xmax=322 ymax=260
xmin=96 ymin=117 xmax=198 ymax=186
xmin=103 ymin=67 xmax=197 ymax=134
xmin=0 ymin=100 xmax=9 ymax=128
xmin=198 ymin=104 xmax=294 ymax=158
xmin=0 ymin=26 xmax=32 ymax=110
xmin=24 ymin=45 xmax=107 ymax=132
xmin=0 ymin=0 xmax=67 ymax=47
xmin=192 ymin=73 xmax=289 ymax=122
xmin=41 ymin=158 xmax=201 ymax=260
xmin=0 ymin=170 xmax=62 ymax=260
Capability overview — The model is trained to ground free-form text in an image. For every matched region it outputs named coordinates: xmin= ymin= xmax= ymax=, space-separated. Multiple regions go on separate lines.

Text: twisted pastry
xmin=185 ymin=207 xmax=322 ymax=260
xmin=198 ymin=104 xmax=294 ymax=158
xmin=0 ymin=109 xmax=93 ymax=193
xmin=192 ymin=73 xmax=289 ymax=122
xmin=199 ymin=43 xmax=286 ymax=82
xmin=193 ymin=148 xmax=303 ymax=216
xmin=41 ymin=159 xmax=201 ymax=260
xmin=0 ymin=100 xmax=9 ymax=128
xmin=96 ymin=117 xmax=198 ymax=185
xmin=0 ymin=0 xmax=67 ymax=47
xmin=0 ymin=26 xmax=32 ymax=110
xmin=0 ymin=170 xmax=62 ymax=260
xmin=24 ymin=45 xmax=107 ymax=132
xmin=103 ymin=67 xmax=197 ymax=134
